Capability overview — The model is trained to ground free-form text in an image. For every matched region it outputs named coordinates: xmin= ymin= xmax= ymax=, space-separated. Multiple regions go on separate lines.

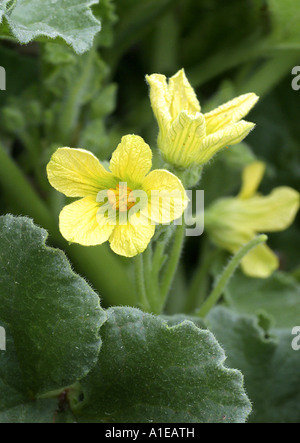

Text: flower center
xmin=107 ymin=184 xmax=136 ymax=213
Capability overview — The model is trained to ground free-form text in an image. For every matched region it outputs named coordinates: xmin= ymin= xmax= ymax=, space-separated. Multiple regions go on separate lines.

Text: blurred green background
xmin=0 ymin=0 xmax=299 ymax=307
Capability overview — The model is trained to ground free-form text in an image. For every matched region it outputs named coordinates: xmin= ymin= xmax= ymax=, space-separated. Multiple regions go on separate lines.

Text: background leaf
xmin=1 ymin=0 xmax=101 ymax=54
xmin=207 ymin=307 xmax=300 ymax=423
xmin=225 ymin=270 xmax=300 ymax=329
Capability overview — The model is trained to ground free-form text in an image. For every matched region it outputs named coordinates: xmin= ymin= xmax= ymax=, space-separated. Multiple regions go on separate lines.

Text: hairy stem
xmin=134 ymin=254 xmax=151 ymax=312
xmin=159 ymin=223 xmax=186 ymax=312
xmin=185 ymin=243 xmax=219 ymax=313
xmin=196 ymin=235 xmax=268 ymax=317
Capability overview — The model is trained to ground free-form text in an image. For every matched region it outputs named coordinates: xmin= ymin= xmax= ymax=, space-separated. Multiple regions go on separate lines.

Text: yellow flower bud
xmin=146 ymin=69 xmax=258 ymax=168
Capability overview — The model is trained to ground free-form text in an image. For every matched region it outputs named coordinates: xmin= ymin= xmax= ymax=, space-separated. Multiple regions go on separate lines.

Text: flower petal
xmin=238 ymin=161 xmax=266 ymax=199
xmin=241 ymin=242 xmax=279 ymax=278
xmin=196 ymin=120 xmax=255 ymax=165
xmin=146 ymin=74 xmax=172 ymax=137
xmin=205 ymin=93 xmax=259 ymax=134
xmin=59 ymin=197 xmax=115 ymax=246
xmin=142 ymin=170 xmax=188 ymax=224
xmin=162 ymin=111 xmax=206 ymax=167
xmin=47 ymin=147 xmax=115 ymax=198
xmin=205 ymin=223 xmax=278 ymax=278
xmin=109 ymin=135 xmax=152 ymax=187
xmin=109 ymin=214 xmax=155 ymax=257
xmin=168 ymin=69 xmax=201 ymax=119
xmin=206 ymin=186 xmax=299 ymax=234
xmin=243 ymin=187 xmax=300 ymax=232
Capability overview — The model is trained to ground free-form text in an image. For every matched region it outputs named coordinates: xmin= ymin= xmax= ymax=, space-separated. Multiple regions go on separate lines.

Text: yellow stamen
xmin=107 ymin=184 xmax=136 ymax=212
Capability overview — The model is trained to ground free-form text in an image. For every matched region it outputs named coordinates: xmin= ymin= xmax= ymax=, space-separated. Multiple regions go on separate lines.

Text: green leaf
xmin=71 ymin=307 xmax=251 ymax=423
xmin=0 ymin=1 xmax=9 ymax=22
xmin=161 ymin=314 xmax=206 ymax=329
xmin=0 ymin=215 xmax=106 ymax=396
xmin=0 ymin=400 xmax=59 ymax=423
xmin=0 ymin=323 xmax=59 ymax=423
xmin=1 ymin=0 xmax=101 ymax=54
xmin=225 ymin=270 xmax=300 ymax=329
xmin=0 ymin=320 xmax=32 ymax=410
xmin=207 ymin=307 xmax=300 ymax=423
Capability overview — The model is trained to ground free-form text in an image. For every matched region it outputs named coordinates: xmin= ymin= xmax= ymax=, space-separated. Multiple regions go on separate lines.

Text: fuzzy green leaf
xmin=72 ymin=307 xmax=251 ymax=423
xmin=0 ymin=215 xmax=106 ymax=397
xmin=0 ymin=0 xmax=101 ymax=54
xmin=0 ymin=399 xmax=59 ymax=423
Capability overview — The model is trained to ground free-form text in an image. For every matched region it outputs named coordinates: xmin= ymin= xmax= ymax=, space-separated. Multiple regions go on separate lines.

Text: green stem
xmin=196 ymin=235 xmax=268 ymax=318
xmin=133 ymin=238 xmax=169 ymax=315
xmin=144 ymin=244 xmax=153 ymax=299
xmin=159 ymin=223 xmax=185 ymax=312
xmin=143 ymin=244 xmax=162 ymax=313
xmin=141 ymin=239 xmax=167 ymax=314
xmin=152 ymin=241 xmax=166 ymax=274
xmin=185 ymin=244 xmax=219 ymax=313
xmin=134 ymin=254 xmax=151 ymax=312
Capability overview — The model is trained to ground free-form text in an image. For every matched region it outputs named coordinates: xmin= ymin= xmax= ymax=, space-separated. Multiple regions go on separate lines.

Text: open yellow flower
xmin=205 ymin=161 xmax=300 ymax=278
xmin=146 ymin=69 xmax=258 ymax=168
xmin=47 ymin=135 xmax=187 ymax=257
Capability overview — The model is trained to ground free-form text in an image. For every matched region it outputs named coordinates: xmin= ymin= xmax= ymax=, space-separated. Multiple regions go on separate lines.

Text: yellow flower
xmin=205 ymin=161 xmax=300 ymax=278
xmin=47 ymin=135 xmax=187 ymax=257
xmin=146 ymin=69 xmax=258 ymax=168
